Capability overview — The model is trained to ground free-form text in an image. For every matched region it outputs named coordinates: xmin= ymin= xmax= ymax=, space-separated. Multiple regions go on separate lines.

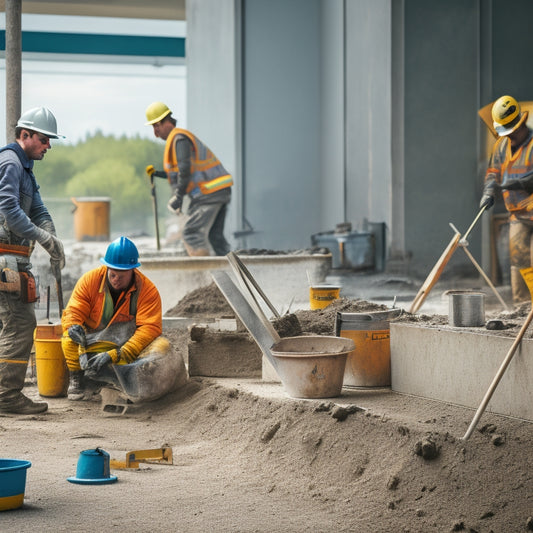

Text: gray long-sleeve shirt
xmin=0 ymin=142 xmax=52 ymax=246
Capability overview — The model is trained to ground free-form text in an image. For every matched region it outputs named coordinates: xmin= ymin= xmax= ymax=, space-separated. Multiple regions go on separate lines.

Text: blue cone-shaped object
xmin=67 ymin=448 xmax=117 ymax=485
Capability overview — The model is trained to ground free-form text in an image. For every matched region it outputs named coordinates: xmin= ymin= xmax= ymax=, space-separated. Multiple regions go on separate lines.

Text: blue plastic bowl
xmin=0 ymin=459 xmax=32 ymax=511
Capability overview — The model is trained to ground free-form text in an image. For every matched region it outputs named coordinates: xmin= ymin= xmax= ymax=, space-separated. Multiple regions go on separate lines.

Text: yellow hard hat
xmin=145 ymin=101 xmax=172 ymax=125
xmin=492 ymin=95 xmax=526 ymax=136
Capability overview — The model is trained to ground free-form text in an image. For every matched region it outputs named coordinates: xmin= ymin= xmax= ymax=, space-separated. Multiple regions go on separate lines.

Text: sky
xmin=0 ymin=13 xmax=187 ymax=146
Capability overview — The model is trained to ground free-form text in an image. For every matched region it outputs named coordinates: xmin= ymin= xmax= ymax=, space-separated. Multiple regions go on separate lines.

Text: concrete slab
xmin=140 ymin=253 xmax=332 ymax=315
xmin=391 ymin=323 xmax=533 ymax=422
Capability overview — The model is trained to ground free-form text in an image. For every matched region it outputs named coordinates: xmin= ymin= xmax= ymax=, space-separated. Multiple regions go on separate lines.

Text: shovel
xmin=145 ymin=166 xmax=161 ymax=250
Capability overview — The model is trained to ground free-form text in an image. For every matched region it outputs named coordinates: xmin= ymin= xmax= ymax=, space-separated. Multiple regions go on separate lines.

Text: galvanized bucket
xmin=270 ymin=336 xmax=354 ymax=399
xmin=448 ymin=291 xmax=485 ymax=327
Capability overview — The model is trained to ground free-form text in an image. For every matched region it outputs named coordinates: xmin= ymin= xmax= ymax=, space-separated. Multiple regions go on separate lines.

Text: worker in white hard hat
xmin=144 ymin=101 xmax=233 ymax=256
xmin=0 ymin=107 xmax=66 ymax=414
xmin=480 ymin=95 xmax=533 ymax=302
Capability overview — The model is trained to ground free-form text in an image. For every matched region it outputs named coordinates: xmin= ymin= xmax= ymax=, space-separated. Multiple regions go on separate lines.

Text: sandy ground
xmin=1 ymin=376 xmax=532 ymax=533
xmin=2 ymin=280 xmax=532 ymax=532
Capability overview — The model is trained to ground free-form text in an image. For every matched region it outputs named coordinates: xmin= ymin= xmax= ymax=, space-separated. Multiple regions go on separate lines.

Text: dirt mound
xmin=1 ymin=376 xmax=531 ymax=531
xmin=293 ymin=297 xmax=390 ymax=335
xmin=143 ymin=379 xmax=533 ymax=532
xmin=165 ymin=282 xmax=234 ymax=318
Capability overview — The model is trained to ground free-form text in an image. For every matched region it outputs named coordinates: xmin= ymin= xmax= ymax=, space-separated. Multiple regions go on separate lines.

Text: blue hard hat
xmin=100 ymin=237 xmax=141 ymax=270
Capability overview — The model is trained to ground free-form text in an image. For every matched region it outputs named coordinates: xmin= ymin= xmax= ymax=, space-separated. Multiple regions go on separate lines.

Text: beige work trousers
xmin=509 ymin=218 xmax=533 ymax=303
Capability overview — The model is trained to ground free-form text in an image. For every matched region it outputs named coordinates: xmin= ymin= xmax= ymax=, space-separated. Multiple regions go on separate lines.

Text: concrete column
xmin=5 ymin=0 xmax=22 ymax=143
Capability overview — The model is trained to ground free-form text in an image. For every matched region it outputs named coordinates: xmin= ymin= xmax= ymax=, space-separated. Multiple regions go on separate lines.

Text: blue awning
xmin=0 ymin=31 xmax=185 ymax=58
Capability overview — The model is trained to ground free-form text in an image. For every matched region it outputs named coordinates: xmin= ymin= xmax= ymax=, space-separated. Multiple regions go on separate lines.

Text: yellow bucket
xmin=71 ymin=197 xmax=111 ymax=241
xmin=309 ymin=285 xmax=341 ymax=310
xmin=34 ymin=324 xmax=68 ymax=397
xmin=335 ymin=310 xmax=400 ymax=387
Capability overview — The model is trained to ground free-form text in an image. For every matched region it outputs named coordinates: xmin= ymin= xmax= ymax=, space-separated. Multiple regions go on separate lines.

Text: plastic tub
xmin=34 ymin=324 xmax=68 ymax=397
xmin=0 ymin=459 xmax=31 ymax=511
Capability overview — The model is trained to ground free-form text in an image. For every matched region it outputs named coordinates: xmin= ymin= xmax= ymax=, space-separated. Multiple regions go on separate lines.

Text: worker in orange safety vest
xmin=480 ymin=95 xmax=533 ymax=303
xmin=145 ymin=101 xmax=232 ymax=256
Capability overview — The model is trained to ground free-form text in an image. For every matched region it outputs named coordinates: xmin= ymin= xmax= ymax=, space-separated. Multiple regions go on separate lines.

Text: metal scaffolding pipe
xmin=5 ymin=0 xmax=22 ymax=143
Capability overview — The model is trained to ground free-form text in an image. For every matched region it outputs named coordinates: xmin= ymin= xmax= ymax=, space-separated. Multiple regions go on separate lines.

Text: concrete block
xmin=391 ymin=323 xmax=533 ymax=422
xmin=188 ymin=328 xmax=262 ymax=378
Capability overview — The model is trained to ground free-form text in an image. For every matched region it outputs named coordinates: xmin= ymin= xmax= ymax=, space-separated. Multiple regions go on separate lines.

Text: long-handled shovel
xmin=150 ymin=174 xmax=160 ymax=251
xmin=462 ymin=266 xmax=533 ymax=440
xmin=409 ymin=205 xmax=487 ymax=314
xmin=145 ymin=165 xmax=161 ymax=251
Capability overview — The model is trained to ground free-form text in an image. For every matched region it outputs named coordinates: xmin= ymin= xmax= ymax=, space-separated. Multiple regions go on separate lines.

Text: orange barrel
xmin=335 ymin=310 xmax=400 ymax=387
xmin=34 ymin=324 xmax=68 ymax=397
xmin=309 ymin=285 xmax=341 ymax=310
xmin=71 ymin=197 xmax=111 ymax=241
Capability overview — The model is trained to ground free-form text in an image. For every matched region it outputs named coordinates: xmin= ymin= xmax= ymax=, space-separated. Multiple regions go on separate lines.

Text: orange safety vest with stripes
xmin=163 ymin=128 xmax=233 ymax=198
xmin=485 ymin=130 xmax=533 ymax=220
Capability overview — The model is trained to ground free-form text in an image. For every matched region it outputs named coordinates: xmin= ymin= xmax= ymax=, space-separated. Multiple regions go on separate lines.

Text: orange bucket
xmin=309 ymin=285 xmax=341 ymax=310
xmin=71 ymin=197 xmax=111 ymax=241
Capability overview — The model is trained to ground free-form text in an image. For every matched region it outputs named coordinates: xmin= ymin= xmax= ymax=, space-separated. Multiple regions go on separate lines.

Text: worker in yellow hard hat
xmin=480 ymin=95 xmax=533 ymax=302
xmin=144 ymin=101 xmax=233 ymax=256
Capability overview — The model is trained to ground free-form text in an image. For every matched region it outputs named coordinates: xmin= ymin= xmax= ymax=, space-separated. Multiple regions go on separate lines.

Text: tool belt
xmin=0 ymin=253 xmax=38 ymax=303
xmin=0 ymin=243 xmax=31 ymax=257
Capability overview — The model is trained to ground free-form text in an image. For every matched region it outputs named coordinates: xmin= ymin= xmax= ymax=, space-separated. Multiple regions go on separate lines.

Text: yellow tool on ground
xmin=110 ymin=447 xmax=173 ymax=469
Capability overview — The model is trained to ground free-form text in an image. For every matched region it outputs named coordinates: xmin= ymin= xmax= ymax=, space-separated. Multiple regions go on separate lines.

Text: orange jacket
xmin=61 ymin=265 xmax=162 ymax=366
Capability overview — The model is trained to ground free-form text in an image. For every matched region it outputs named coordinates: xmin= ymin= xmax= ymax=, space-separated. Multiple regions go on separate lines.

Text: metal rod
xmin=460 ymin=245 xmax=510 ymax=311
xmin=46 ymin=286 xmax=51 ymax=324
xmin=227 ymin=252 xmax=280 ymax=318
xmin=461 ymin=205 xmax=487 ymax=244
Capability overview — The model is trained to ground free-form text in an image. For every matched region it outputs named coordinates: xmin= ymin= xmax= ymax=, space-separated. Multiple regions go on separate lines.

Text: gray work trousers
xmin=0 ymin=290 xmax=36 ymax=401
xmin=184 ymin=194 xmax=231 ymax=255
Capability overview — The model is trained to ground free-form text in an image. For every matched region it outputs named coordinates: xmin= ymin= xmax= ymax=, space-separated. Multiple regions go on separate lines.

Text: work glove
xmin=35 ymin=228 xmax=66 ymax=270
xmin=167 ymin=195 xmax=182 ymax=215
xmin=85 ymin=352 xmax=112 ymax=373
xmin=145 ymin=165 xmax=167 ymax=179
xmin=68 ymin=324 xmax=87 ymax=347
xmin=479 ymin=193 xmax=495 ymax=210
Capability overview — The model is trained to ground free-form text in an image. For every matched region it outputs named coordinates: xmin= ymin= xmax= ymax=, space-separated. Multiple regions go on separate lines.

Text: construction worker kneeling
xmin=61 ymin=237 xmax=187 ymax=403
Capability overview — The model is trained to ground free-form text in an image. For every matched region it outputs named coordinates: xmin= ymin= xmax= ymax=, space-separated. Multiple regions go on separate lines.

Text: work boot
xmin=67 ymin=370 xmax=85 ymax=401
xmin=0 ymin=392 xmax=48 ymax=415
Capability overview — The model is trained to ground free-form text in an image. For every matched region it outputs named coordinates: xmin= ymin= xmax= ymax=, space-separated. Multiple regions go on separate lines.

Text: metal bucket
xmin=335 ymin=309 xmax=401 ymax=387
xmin=270 ymin=336 xmax=354 ymax=399
xmin=448 ymin=291 xmax=485 ymax=327
xmin=309 ymin=285 xmax=341 ymax=309
xmin=71 ymin=197 xmax=111 ymax=242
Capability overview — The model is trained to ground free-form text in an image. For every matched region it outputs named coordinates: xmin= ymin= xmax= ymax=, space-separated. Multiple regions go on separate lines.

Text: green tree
xmin=36 ymin=133 xmax=165 ymax=237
